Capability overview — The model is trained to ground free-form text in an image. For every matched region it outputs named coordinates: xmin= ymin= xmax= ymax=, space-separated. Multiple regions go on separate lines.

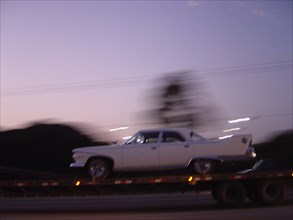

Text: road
xmin=1 ymin=193 xmax=293 ymax=220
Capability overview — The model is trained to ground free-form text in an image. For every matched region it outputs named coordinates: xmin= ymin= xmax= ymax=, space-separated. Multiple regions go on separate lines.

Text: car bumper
xmin=70 ymin=162 xmax=86 ymax=168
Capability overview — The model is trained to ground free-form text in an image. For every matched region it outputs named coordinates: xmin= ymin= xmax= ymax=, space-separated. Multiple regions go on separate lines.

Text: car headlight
xmin=246 ymin=146 xmax=256 ymax=159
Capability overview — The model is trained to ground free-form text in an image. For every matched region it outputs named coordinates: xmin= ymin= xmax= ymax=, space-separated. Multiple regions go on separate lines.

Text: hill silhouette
xmin=253 ymin=129 xmax=293 ymax=163
xmin=0 ymin=123 xmax=109 ymax=174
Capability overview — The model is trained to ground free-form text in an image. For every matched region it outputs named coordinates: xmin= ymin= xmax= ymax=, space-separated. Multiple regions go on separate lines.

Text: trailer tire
xmin=216 ymin=181 xmax=247 ymax=207
xmin=256 ymin=179 xmax=286 ymax=205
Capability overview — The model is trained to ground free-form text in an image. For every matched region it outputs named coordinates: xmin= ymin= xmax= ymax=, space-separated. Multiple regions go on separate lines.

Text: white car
xmin=70 ymin=128 xmax=255 ymax=179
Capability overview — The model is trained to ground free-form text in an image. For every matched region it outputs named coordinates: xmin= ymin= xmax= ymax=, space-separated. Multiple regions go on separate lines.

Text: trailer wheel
xmin=256 ymin=179 xmax=286 ymax=205
xmin=216 ymin=182 xmax=247 ymax=207
xmin=192 ymin=160 xmax=215 ymax=174
xmin=87 ymin=158 xmax=111 ymax=179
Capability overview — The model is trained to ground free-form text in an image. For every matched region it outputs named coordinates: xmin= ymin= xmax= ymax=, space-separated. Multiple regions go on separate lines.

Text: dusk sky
xmin=1 ymin=1 xmax=292 ymax=143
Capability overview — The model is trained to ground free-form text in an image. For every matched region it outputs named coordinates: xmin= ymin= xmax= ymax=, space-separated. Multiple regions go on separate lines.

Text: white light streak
xmin=223 ymin=128 xmax=241 ymax=133
xmin=122 ymin=136 xmax=132 ymax=140
xmin=218 ymin=135 xmax=233 ymax=140
xmin=228 ymin=117 xmax=250 ymax=124
xmin=109 ymin=127 xmax=129 ymax=132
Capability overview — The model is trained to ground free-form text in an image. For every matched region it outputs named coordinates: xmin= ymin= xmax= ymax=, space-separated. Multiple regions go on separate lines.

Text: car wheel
xmin=192 ymin=160 xmax=214 ymax=174
xmin=88 ymin=158 xmax=111 ymax=179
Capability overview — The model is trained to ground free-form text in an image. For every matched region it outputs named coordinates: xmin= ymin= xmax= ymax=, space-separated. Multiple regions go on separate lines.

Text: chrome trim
xmin=70 ymin=162 xmax=85 ymax=168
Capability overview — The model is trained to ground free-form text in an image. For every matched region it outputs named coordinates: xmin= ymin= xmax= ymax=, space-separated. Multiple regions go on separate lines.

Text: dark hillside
xmin=0 ymin=123 xmax=108 ymax=174
xmin=253 ymin=129 xmax=293 ymax=163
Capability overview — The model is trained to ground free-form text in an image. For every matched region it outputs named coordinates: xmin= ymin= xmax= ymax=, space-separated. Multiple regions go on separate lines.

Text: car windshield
xmin=123 ymin=131 xmax=160 ymax=144
xmin=124 ymin=132 xmax=138 ymax=145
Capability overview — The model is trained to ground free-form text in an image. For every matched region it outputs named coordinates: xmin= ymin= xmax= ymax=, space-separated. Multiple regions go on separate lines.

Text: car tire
xmin=192 ymin=159 xmax=215 ymax=174
xmin=87 ymin=158 xmax=111 ymax=179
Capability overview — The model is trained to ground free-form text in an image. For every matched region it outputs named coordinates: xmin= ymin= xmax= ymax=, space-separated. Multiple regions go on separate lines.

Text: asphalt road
xmin=1 ymin=193 xmax=293 ymax=220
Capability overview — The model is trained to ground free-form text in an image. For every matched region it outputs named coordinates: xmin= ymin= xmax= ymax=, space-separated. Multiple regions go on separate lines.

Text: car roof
xmin=138 ymin=128 xmax=194 ymax=139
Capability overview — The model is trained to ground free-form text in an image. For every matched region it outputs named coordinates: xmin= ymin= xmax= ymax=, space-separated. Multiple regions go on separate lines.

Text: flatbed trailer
xmin=0 ymin=169 xmax=292 ymax=207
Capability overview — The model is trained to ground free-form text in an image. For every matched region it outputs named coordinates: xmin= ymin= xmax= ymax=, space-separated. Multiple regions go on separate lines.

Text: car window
xmin=162 ymin=131 xmax=185 ymax=143
xmin=134 ymin=132 xmax=160 ymax=144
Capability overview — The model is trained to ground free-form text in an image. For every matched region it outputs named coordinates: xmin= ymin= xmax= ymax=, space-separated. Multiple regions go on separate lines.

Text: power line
xmin=1 ymin=113 xmax=291 ymax=133
xmin=194 ymin=60 xmax=292 ymax=73
xmin=1 ymin=60 xmax=292 ymax=96
xmin=201 ymin=63 xmax=292 ymax=78
xmin=91 ymin=113 xmax=293 ymax=129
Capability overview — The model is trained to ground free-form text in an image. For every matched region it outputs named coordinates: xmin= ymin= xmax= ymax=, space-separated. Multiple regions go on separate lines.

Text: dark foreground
xmin=1 ymin=193 xmax=293 ymax=220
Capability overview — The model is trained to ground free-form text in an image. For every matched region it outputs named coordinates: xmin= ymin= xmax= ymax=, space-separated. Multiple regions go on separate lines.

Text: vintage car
xmin=70 ymin=128 xmax=255 ymax=179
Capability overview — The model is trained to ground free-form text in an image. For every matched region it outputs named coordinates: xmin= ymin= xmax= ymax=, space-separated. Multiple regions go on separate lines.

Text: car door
xmin=122 ymin=131 xmax=160 ymax=171
xmin=159 ymin=131 xmax=193 ymax=169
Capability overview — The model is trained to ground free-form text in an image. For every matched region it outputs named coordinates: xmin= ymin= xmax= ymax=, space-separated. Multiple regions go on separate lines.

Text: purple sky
xmin=1 ymin=1 xmax=292 ymax=143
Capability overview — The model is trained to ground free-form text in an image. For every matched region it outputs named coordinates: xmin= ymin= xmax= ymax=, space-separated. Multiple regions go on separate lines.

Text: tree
xmin=147 ymin=71 xmax=215 ymax=129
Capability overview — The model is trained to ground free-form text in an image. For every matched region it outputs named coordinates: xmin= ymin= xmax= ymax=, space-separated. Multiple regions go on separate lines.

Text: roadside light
xmin=75 ymin=181 xmax=81 ymax=186
xmin=188 ymin=176 xmax=193 ymax=182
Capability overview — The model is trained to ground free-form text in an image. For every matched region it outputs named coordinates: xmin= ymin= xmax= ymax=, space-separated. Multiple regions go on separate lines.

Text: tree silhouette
xmin=149 ymin=71 xmax=214 ymax=129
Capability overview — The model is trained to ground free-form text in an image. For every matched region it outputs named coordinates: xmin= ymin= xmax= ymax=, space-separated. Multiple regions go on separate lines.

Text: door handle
xmin=151 ymin=146 xmax=157 ymax=150
xmin=184 ymin=144 xmax=190 ymax=148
